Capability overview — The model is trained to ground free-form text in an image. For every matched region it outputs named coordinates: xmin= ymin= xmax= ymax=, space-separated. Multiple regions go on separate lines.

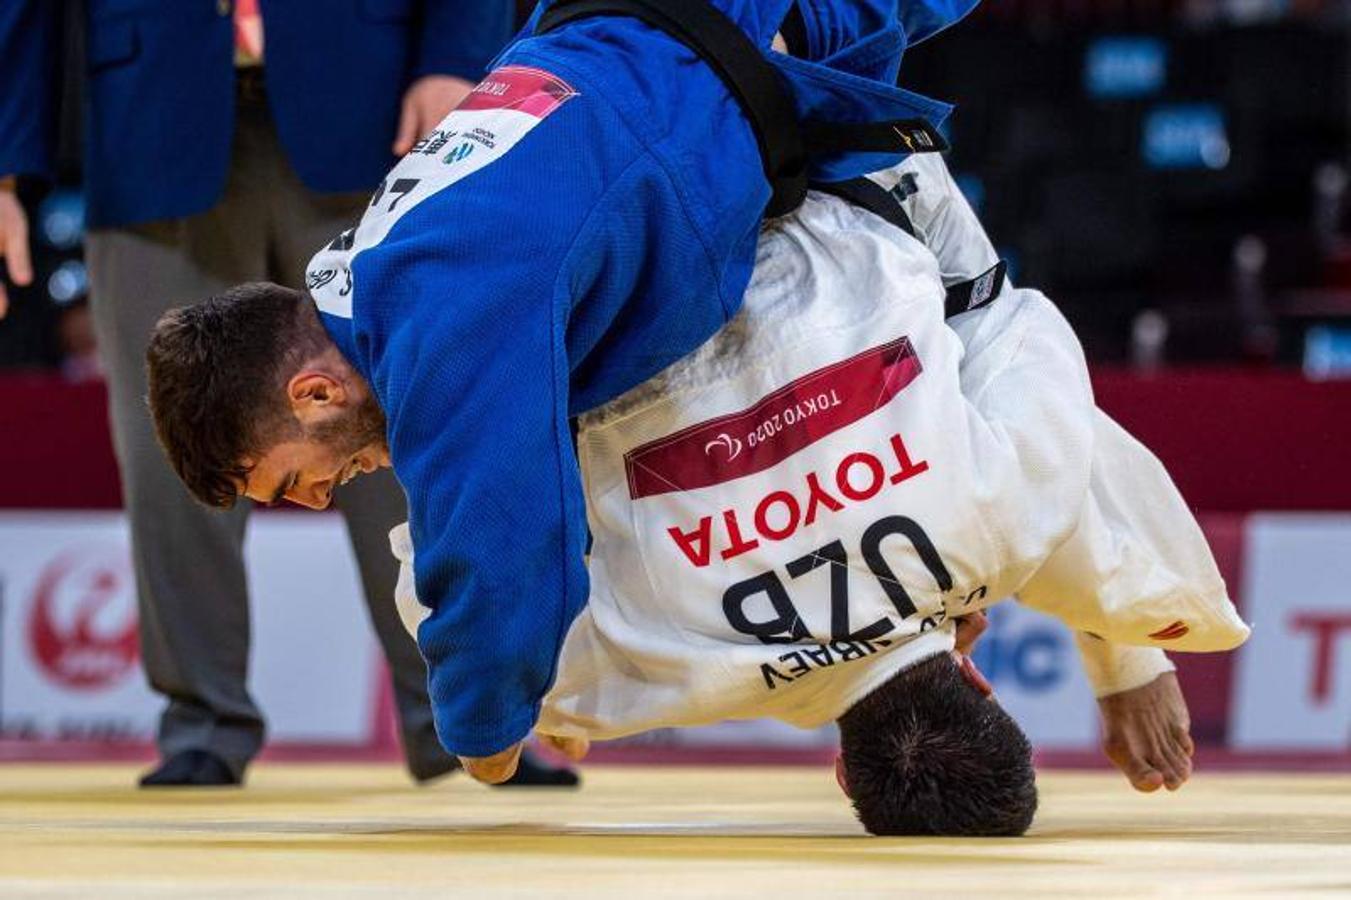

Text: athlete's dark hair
xmin=145 ymin=282 xmax=329 ymax=509
xmin=837 ymin=652 xmax=1038 ymax=836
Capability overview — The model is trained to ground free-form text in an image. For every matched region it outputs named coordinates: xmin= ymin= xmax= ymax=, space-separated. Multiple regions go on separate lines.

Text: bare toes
xmin=1131 ymin=767 xmax=1165 ymax=792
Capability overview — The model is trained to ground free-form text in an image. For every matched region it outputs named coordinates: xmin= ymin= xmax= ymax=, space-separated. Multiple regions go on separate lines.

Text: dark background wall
xmin=4 ymin=0 xmax=1351 ymax=375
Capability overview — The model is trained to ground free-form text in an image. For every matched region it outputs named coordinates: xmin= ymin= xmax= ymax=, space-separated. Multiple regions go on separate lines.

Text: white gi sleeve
xmin=1075 ymin=633 xmax=1175 ymax=698
xmin=389 ymin=522 xmax=430 ymax=639
xmin=875 ymin=152 xmax=1250 ymax=656
xmin=868 ymin=153 xmax=1002 ymax=289
xmin=1017 ymin=412 xmax=1250 ymax=652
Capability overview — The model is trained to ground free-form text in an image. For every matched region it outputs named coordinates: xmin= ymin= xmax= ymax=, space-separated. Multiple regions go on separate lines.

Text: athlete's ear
xmin=287 ymin=371 xmax=347 ymax=420
xmin=955 ymin=652 xmax=994 ymax=698
xmin=835 ymin=754 xmax=852 ymax=799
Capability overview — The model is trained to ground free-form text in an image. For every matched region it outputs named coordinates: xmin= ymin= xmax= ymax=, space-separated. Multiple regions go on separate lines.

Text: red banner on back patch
xmin=625 ymin=337 xmax=923 ymax=500
xmin=459 ymin=66 xmax=578 ymax=119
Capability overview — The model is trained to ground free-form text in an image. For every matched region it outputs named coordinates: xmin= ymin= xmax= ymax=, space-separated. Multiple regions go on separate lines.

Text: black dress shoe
xmin=139 ymin=749 xmax=242 ymax=788
xmin=410 ymin=753 xmax=462 ymax=785
xmin=493 ymin=750 xmax=581 ymax=789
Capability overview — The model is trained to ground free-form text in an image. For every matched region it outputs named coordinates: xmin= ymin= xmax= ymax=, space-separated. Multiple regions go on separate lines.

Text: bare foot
xmin=1098 ymin=671 xmax=1194 ymax=792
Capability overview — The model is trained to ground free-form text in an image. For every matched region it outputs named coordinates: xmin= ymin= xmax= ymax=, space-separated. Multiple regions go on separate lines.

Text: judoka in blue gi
xmin=142 ymin=0 xmax=980 ymax=782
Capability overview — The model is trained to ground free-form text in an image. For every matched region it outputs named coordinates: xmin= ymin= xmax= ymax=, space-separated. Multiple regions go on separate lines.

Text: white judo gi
xmin=393 ymin=154 xmax=1250 ymax=743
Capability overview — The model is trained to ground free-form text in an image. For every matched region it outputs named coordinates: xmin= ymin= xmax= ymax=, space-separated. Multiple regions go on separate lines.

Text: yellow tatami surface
xmin=0 ymin=764 xmax=1347 ymax=898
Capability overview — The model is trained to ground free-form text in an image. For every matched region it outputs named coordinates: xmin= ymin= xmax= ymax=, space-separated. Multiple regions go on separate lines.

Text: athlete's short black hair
xmin=146 ymin=282 xmax=328 ymax=508
xmin=837 ymin=652 xmax=1038 ymax=836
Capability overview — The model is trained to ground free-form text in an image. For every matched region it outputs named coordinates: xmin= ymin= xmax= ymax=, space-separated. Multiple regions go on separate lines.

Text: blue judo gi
xmin=308 ymin=0 xmax=980 ymax=757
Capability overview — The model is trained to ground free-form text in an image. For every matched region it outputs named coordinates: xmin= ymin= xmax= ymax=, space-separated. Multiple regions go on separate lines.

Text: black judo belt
xmin=536 ymin=0 xmax=947 ymax=217
xmin=536 ymin=0 xmax=1003 ymax=317
xmin=812 ymin=177 xmax=1008 ymax=319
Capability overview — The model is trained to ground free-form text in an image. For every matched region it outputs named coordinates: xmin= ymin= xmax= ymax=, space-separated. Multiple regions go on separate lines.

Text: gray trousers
xmin=85 ymin=82 xmax=452 ymax=778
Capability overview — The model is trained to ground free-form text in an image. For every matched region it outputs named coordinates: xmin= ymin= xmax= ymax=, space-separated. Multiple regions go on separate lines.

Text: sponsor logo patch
xmin=625 ymin=337 xmax=922 ymax=500
xmin=459 ymin=65 xmax=578 ymax=117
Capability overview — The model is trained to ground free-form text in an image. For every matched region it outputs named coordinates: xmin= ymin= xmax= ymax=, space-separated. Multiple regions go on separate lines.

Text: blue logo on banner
xmin=1305 ymin=326 xmax=1351 ymax=380
xmin=970 ymin=606 xmax=1068 ymax=692
xmin=1143 ymin=104 xmax=1230 ymax=170
xmin=1085 ymin=37 xmax=1167 ymax=99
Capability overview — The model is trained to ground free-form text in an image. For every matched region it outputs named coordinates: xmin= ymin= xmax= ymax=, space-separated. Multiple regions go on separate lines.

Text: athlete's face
xmin=238 ymin=370 xmax=390 ymax=510
xmin=241 ymin=432 xmax=388 ymax=510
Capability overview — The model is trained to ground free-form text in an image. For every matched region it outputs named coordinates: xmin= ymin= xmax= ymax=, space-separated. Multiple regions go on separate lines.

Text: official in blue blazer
xmin=0 ymin=0 xmax=577 ymax=788
xmin=1 ymin=0 xmax=515 ymax=228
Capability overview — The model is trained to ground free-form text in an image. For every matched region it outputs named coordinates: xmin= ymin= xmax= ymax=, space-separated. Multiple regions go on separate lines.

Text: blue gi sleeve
xmin=356 ymin=88 xmax=631 ymax=757
xmin=0 ymin=0 xmax=61 ymax=178
xmin=356 ymin=59 xmax=742 ymax=755
xmin=895 ymin=0 xmax=981 ymax=46
xmin=415 ymin=0 xmax=515 ymax=82
xmin=390 ymin=274 xmax=591 ymax=758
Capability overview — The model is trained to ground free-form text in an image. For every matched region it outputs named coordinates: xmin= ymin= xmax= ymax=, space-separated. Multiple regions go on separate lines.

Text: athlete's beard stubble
xmin=308 ymin=391 xmax=388 ymax=459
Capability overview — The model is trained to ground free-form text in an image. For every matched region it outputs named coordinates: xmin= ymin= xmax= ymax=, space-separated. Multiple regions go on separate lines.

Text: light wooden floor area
xmin=0 ymin=764 xmax=1348 ymax=898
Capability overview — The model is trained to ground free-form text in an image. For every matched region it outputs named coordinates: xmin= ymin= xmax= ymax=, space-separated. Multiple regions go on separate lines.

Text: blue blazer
xmin=0 ymin=0 xmax=513 ymax=228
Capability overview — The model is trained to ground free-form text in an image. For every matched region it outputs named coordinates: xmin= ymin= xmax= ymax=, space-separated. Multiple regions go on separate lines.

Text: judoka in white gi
xmin=393 ymin=154 xmax=1250 ymax=835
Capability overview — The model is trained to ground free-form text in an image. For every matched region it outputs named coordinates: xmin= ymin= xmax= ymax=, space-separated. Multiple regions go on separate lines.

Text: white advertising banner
xmin=1232 ymin=514 xmax=1351 ymax=751
xmin=0 ymin=514 xmax=156 ymax=742
xmin=968 ymin=602 xmax=1099 ymax=748
xmin=0 ymin=510 xmax=1098 ymax=753
xmin=0 ymin=512 xmax=381 ymax=745
xmin=659 ymin=601 xmax=1099 ymax=751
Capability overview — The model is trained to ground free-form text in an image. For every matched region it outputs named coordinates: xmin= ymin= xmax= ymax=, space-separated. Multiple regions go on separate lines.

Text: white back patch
xmin=307 ymin=66 xmax=578 ymax=319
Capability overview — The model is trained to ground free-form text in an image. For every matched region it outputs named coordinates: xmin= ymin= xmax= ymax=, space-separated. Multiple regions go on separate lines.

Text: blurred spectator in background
xmin=0 ymin=0 xmax=576 ymax=788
